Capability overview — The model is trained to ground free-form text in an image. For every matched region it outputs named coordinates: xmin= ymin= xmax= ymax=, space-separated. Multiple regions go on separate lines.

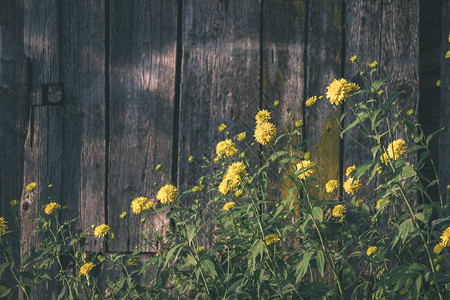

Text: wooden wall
xmin=0 ymin=0 xmax=446 ymax=281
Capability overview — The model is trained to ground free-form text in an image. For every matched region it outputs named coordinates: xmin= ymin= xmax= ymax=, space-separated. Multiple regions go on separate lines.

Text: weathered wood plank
xmin=440 ymin=0 xmax=450 ymax=206
xmin=305 ymin=0 xmax=342 ymax=200
xmin=108 ymin=0 xmax=177 ymax=252
xmin=20 ymin=106 xmax=63 ymax=299
xmin=0 ymin=0 xmax=27 ymax=294
xmin=59 ymin=0 xmax=106 ymax=251
xmin=23 ymin=0 xmax=59 ymax=106
xmin=179 ymin=0 xmax=261 ymax=247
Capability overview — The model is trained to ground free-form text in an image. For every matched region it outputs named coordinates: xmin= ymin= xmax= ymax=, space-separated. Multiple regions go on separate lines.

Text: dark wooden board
xmin=59 ymin=0 xmax=106 ymax=251
xmin=108 ymin=0 xmax=177 ymax=252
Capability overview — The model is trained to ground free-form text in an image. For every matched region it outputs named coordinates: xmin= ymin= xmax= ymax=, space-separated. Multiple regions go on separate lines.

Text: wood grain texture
xmin=23 ymin=0 xmax=59 ymax=106
xmin=305 ymin=0 xmax=342 ymax=200
xmin=0 ymin=0 xmax=28 ymax=294
xmin=108 ymin=0 xmax=177 ymax=252
xmin=440 ymin=0 xmax=450 ymax=207
xmin=179 ymin=0 xmax=261 ymax=247
xmin=20 ymin=106 xmax=63 ymax=299
xmin=59 ymin=0 xmax=106 ymax=251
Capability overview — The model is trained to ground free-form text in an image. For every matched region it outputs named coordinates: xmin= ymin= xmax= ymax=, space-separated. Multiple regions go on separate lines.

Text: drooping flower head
xmin=44 ymin=202 xmax=60 ymax=215
xmin=254 ymin=122 xmax=277 ymax=145
xmin=255 ymin=110 xmax=271 ymax=124
xmin=131 ymin=197 xmax=153 ymax=214
xmin=157 ymin=184 xmax=179 ymax=205
xmin=0 ymin=217 xmax=8 ymax=236
xmin=295 ymin=160 xmax=315 ymax=180
xmin=265 ymin=233 xmax=280 ymax=246
xmin=326 ymin=78 xmax=359 ymax=105
xmin=367 ymin=246 xmax=377 ymax=257
xmin=325 ymin=180 xmax=339 ymax=193
xmin=94 ymin=224 xmax=110 ymax=237
xmin=79 ymin=262 xmax=95 ymax=276
xmin=343 ymin=177 xmax=362 ymax=195
xmin=216 ymin=139 xmax=238 ymax=159
xmin=332 ymin=204 xmax=346 ymax=218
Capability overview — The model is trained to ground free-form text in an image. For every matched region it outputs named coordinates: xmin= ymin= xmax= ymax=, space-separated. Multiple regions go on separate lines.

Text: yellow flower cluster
xmin=265 ymin=233 xmax=280 ymax=246
xmin=325 ymin=180 xmax=339 ymax=193
xmin=332 ymin=204 xmax=346 ymax=217
xmin=0 ymin=217 xmax=7 ymax=236
xmin=157 ymin=184 xmax=179 ymax=205
xmin=366 ymin=246 xmax=377 ymax=257
xmin=79 ymin=262 xmax=95 ymax=276
xmin=44 ymin=202 xmax=60 ymax=215
xmin=305 ymin=96 xmax=317 ymax=107
xmin=223 ymin=201 xmax=236 ymax=211
xmin=254 ymin=110 xmax=277 ymax=145
xmin=326 ymin=78 xmax=360 ymax=105
xmin=131 ymin=197 xmax=153 ymax=214
xmin=218 ymin=162 xmax=247 ymax=195
xmin=216 ymin=139 xmax=238 ymax=159
xmin=376 ymin=199 xmax=390 ymax=210
xmin=25 ymin=182 xmax=37 ymax=192
xmin=94 ymin=224 xmax=110 ymax=237
xmin=296 ymin=160 xmax=315 ymax=180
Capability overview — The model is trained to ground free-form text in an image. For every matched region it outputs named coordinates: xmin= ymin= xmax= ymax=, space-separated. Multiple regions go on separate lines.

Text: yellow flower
xmin=188 ymin=155 xmax=194 ymax=163
xmin=192 ymin=184 xmax=204 ymax=193
xmin=305 ymin=96 xmax=317 ymax=107
xmin=223 ymin=202 xmax=236 ymax=211
xmin=448 ymin=33 xmax=450 ymax=43
xmin=434 ymin=242 xmax=445 ymax=254
xmin=380 ymin=152 xmax=389 ymax=165
xmin=234 ymin=189 xmax=243 ymax=197
xmin=325 ymin=180 xmax=339 ymax=193
xmin=369 ymin=61 xmax=378 ymax=69
xmin=44 ymin=202 xmax=60 ymax=215
xmin=436 ymin=80 xmax=441 ymax=87
xmin=440 ymin=226 xmax=450 ymax=247
xmin=94 ymin=224 xmax=110 ymax=237
xmin=376 ymin=199 xmax=390 ymax=210
xmin=406 ymin=109 xmax=414 ymax=116
xmin=332 ymin=204 xmax=346 ymax=217
xmin=237 ymin=132 xmax=246 ymax=141
xmin=25 ymin=182 xmax=37 ymax=192
xmin=254 ymin=122 xmax=277 ymax=145
xmin=255 ymin=110 xmax=271 ymax=124
xmin=119 ymin=212 xmax=127 ymax=219
xmin=218 ymin=123 xmax=227 ymax=132
xmin=345 ymin=165 xmax=356 ymax=177
xmin=355 ymin=199 xmax=363 ymax=207
xmin=273 ymin=100 xmax=280 ymax=107
xmin=155 ymin=164 xmax=162 ymax=171
xmin=367 ymin=246 xmax=377 ymax=257
xmin=295 ymin=160 xmax=315 ymax=180
xmin=446 ymin=50 xmax=450 ymax=59
xmin=387 ymin=139 xmax=407 ymax=160
xmin=326 ymin=78 xmax=359 ymax=105
xmin=0 ymin=217 xmax=8 ymax=236
xmin=219 ymin=162 xmax=247 ymax=195
xmin=216 ymin=139 xmax=238 ymax=159
xmin=196 ymin=246 xmax=205 ymax=253
xmin=303 ymin=152 xmax=310 ymax=160
xmin=131 ymin=197 xmax=152 ymax=214
xmin=349 ymin=55 xmax=357 ymax=63
xmin=295 ymin=119 xmax=303 ymax=128
xmin=157 ymin=184 xmax=179 ymax=204
xmin=79 ymin=262 xmax=95 ymax=276
xmin=10 ymin=199 xmax=18 ymax=207
xmin=265 ymin=233 xmax=280 ymax=246
xmin=343 ymin=178 xmax=362 ymax=195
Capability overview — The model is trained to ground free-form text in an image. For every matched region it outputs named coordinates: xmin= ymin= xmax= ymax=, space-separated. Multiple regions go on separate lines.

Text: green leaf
xmin=202 ymin=259 xmax=217 ymax=279
xmin=296 ymin=251 xmax=314 ymax=283
xmin=316 ymin=250 xmax=325 ymax=277
xmin=163 ymin=244 xmax=183 ymax=269
xmin=372 ymin=78 xmax=388 ymax=91
xmin=398 ymin=219 xmax=414 ymax=244
xmin=402 ymin=165 xmax=416 ymax=178
xmin=311 ymin=207 xmax=323 ymax=223
xmin=426 ymin=128 xmax=444 ymax=145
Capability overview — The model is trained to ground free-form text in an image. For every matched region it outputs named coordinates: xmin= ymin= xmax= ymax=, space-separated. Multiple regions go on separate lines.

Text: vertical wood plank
xmin=440 ymin=0 xmax=450 ymax=206
xmin=179 ymin=0 xmax=261 ymax=246
xmin=108 ymin=0 xmax=177 ymax=252
xmin=60 ymin=0 xmax=106 ymax=251
xmin=0 ymin=0 xmax=27 ymax=294
xmin=305 ymin=0 xmax=343 ymax=199
xmin=23 ymin=0 xmax=59 ymax=105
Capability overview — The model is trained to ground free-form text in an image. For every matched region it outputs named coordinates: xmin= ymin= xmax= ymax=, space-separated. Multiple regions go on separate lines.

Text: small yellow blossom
xmin=255 ymin=110 xmax=271 ymax=124
xmin=119 ymin=212 xmax=127 ymax=219
xmin=273 ymin=100 xmax=280 ymax=107
xmin=218 ymin=123 xmax=227 ymax=132
xmin=325 ymin=180 xmax=339 ymax=193
xmin=216 ymin=139 xmax=238 ymax=159
xmin=44 ymin=202 xmax=60 ymax=215
xmin=155 ymin=164 xmax=162 ymax=171
xmin=94 ymin=224 xmax=110 ymax=237
xmin=192 ymin=184 xmax=204 ymax=193
xmin=326 ymin=78 xmax=359 ymax=105
xmin=79 ymin=262 xmax=95 ymax=276
xmin=380 ymin=152 xmax=389 ymax=165
xmin=131 ymin=197 xmax=152 ymax=214
xmin=25 ymin=182 xmax=37 ymax=192
xmin=345 ymin=165 xmax=356 ymax=177
xmin=303 ymin=152 xmax=310 ymax=160
xmin=265 ymin=233 xmax=280 ymax=246
xmin=223 ymin=202 xmax=236 ymax=211
xmin=446 ymin=50 xmax=450 ymax=59
xmin=237 ymin=132 xmax=246 ymax=141
xmin=367 ymin=246 xmax=377 ymax=257
xmin=218 ymin=162 xmax=247 ymax=195
xmin=448 ymin=33 xmax=450 ymax=43
xmin=376 ymin=199 xmax=390 ymax=210
xmin=188 ymin=155 xmax=194 ymax=163
xmin=377 ymin=90 xmax=384 ymax=95
xmin=0 ymin=217 xmax=8 ymax=236
xmin=305 ymin=96 xmax=317 ymax=107
xmin=434 ymin=242 xmax=445 ymax=254
xmin=440 ymin=226 xmax=450 ymax=247
xmin=254 ymin=122 xmax=277 ymax=145
xmin=349 ymin=55 xmax=357 ymax=63
xmin=387 ymin=139 xmax=407 ymax=160
xmin=296 ymin=160 xmax=315 ymax=180
xmin=369 ymin=61 xmax=378 ymax=69
xmin=332 ymin=204 xmax=346 ymax=218
xmin=295 ymin=119 xmax=303 ymax=128
xmin=10 ymin=199 xmax=18 ymax=207
xmin=343 ymin=178 xmax=362 ymax=195
xmin=196 ymin=246 xmax=205 ymax=253
xmin=355 ymin=199 xmax=363 ymax=207
xmin=407 ymin=109 xmax=414 ymax=116
xmin=42 ymin=222 xmax=49 ymax=229
xmin=436 ymin=80 xmax=441 ymax=87
xmin=157 ymin=184 xmax=179 ymax=204
xmin=234 ymin=189 xmax=243 ymax=197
